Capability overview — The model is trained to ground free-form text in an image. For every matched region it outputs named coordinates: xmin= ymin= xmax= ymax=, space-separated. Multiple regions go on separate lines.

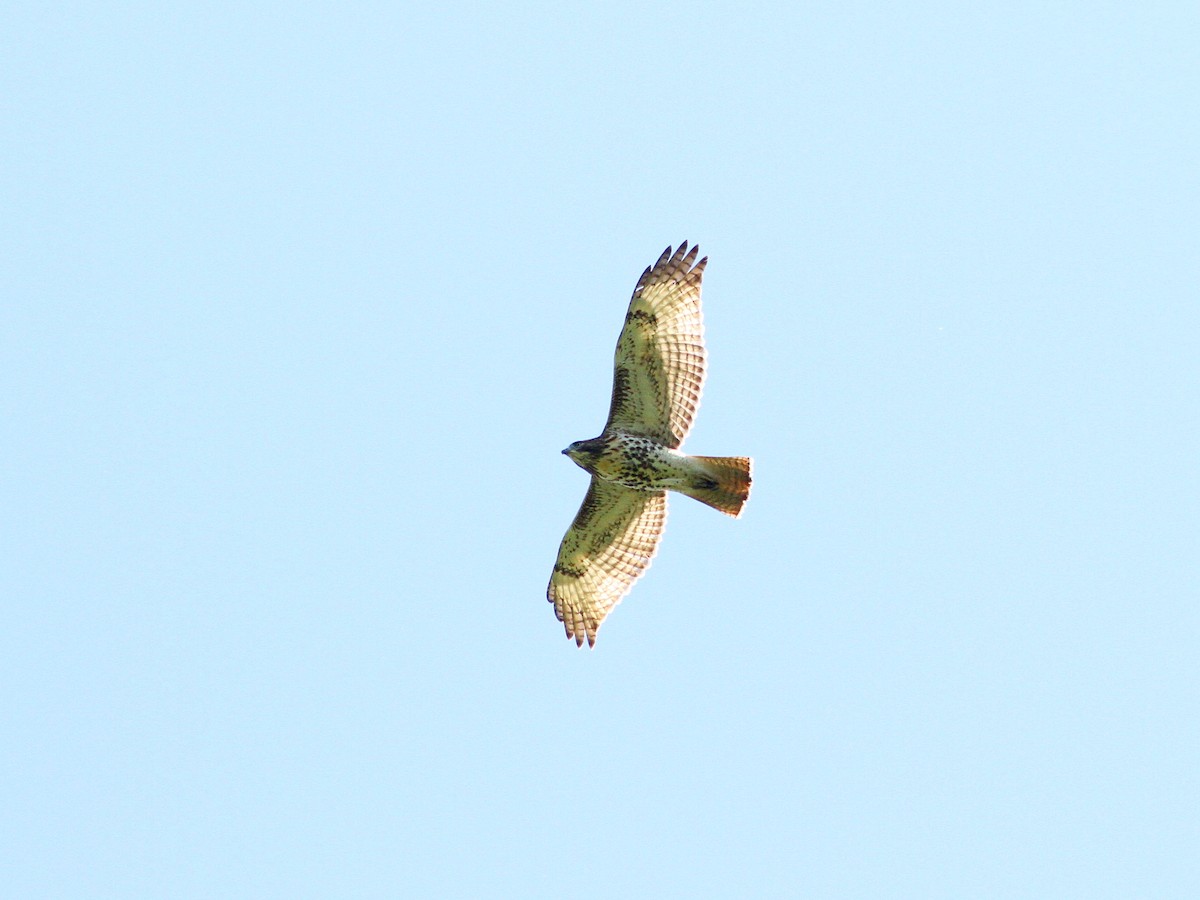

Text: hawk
xmin=547 ymin=242 xmax=752 ymax=647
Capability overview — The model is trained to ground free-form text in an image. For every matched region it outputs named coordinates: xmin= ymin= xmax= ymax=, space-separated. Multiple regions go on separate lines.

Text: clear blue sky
xmin=3 ymin=2 xmax=1197 ymax=897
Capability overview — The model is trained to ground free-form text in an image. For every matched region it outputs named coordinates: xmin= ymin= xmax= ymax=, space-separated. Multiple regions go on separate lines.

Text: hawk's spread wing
xmin=605 ymin=242 xmax=707 ymax=449
xmin=547 ymin=477 xmax=668 ymax=647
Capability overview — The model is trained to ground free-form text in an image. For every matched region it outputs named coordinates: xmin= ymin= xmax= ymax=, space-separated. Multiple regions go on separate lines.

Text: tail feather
xmin=681 ymin=456 xmax=752 ymax=517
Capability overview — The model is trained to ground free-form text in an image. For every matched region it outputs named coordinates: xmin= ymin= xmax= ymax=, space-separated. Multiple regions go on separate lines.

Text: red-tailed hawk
xmin=547 ymin=242 xmax=752 ymax=647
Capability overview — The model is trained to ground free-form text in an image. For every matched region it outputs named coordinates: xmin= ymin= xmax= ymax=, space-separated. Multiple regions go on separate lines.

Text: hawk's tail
xmin=681 ymin=456 xmax=753 ymax=518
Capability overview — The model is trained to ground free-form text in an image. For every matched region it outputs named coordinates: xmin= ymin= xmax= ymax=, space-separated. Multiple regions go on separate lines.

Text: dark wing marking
xmin=547 ymin=477 xmax=668 ymax=647
xmin=605 ymin=242 xmax=707 ymax=449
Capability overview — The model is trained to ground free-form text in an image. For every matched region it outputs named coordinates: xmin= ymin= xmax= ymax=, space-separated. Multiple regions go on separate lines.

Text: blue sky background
xmin=3 ymin=2 xmax=1197 ymax=897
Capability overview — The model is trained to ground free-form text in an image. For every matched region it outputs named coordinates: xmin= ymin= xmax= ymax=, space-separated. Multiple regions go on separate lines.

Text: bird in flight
xmin=547 ymin=242 xmax=752 ymax=647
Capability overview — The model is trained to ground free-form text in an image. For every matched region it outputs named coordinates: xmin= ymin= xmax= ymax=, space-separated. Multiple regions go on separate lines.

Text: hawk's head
xmin=562 ymin=437 xmax=606 ymax=471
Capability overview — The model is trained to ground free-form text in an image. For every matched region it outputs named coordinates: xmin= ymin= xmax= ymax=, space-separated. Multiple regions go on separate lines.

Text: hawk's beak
xmin=561 ymin=448 xmax=569 ymax=455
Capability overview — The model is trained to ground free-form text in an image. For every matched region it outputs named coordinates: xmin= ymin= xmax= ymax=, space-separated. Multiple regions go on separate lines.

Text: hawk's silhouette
xmin=547 ymin=242 xmax=752 ymax=646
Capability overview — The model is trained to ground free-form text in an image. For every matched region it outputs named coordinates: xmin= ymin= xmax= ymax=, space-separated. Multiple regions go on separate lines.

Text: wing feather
xmin=547 ymin=478 xmax=668 ymax=647
xmin=605 ymin=242 xmax=707 ymax=448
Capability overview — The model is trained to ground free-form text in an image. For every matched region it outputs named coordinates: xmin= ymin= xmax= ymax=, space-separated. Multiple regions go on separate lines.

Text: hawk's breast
xmin=591 ymin=433 xmax=688 ymax=492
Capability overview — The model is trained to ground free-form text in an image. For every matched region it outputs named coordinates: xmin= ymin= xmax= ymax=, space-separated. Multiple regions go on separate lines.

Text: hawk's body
xmin=547 ymin=242 xmax=752 ymax=647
